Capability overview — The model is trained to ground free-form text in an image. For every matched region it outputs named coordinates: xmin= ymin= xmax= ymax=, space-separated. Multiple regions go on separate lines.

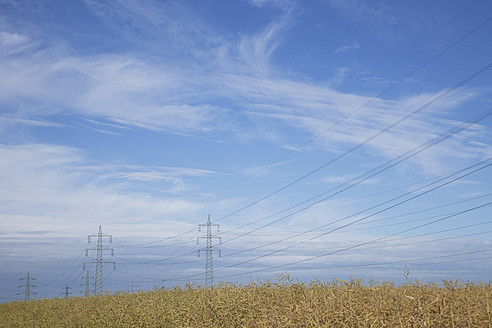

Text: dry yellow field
xmin=1 ymin=277 xmax=491 ymax=327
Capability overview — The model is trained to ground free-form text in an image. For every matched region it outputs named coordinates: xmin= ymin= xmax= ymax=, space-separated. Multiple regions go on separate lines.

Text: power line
xmin=124 ymin=245 xmax=202 ymax=282
xmin=307 ymin=250 xmax=492 ymax=273
xmin=265 ymin=218 xmax=492 ymax=255
xmin=173 ymin=158 xmax=492 ymax=281
xmin=225 ymin=159 xmax=492 ymax=260
xmin=110 ymin=106 xmax=492 ymax=284
xmin=115 ymin=255 xmax=198 ymax=265
xmin=223 ymin=191 xmax=492 ymax=238
xmin=280 ymin=250 xmax=492 ymax=274
xmin=110 ymin=256 xmax=200 ymax=284
xmin=39 ymin=248 xmax=86 ymax=287
xmin=341 ymin=193 xmax=492 ymax=231
xmin=221 ymin=105 xmax=492 ymax=246
xmin=88 ymin=17 xmax=492 ymax=251
xmin=225 ymin=209 xmax=492 ymax=241
xmin=218 ymin=199 xmax=492 ymax=279
xmin=340 ymin=206 xmax=492 ymax=234
xmin=183 ymin=15 xmax=492 ymax=215
xmin=213 ymin=62 xmax=492 ymax=225
xmin=114 ymin=238 xmax=197 ymax=249
xmin=113 ymin=229 xmax=198 ymax=248
xmin=360 ymin=225 xmax=492 ymax=252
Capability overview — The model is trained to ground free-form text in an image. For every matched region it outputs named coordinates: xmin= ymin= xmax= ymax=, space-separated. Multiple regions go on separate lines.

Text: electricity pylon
xmin=81 ymin=271 xmax=93 ymax=297
xmin=197 ymin=215 xmax=221 ymax=287
xmin=62 ymin=283 xmax=71 ymax=298
xmin=126 ymin=281 xmax=138 ymax=293
xmin=84 ymin=225 xmax=116 ymax=295
xmin=17 ymin=271 xmax=36 ymax=301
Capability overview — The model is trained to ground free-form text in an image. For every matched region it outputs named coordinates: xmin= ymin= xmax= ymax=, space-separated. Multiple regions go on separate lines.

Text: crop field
xmin=1 ymin=276 xmax=491 ymax=327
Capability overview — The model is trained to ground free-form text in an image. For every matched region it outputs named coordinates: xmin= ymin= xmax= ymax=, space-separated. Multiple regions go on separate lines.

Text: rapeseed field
xmin=1 ymin=276 xmax=491 ymax=327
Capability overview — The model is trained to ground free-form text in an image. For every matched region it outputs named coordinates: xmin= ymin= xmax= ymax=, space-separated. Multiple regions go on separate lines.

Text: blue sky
xmin=1 ymin=0 xmax=492 ymax=300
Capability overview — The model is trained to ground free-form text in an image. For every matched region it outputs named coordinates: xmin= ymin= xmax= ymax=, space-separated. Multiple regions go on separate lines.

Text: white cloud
xmin=0 ymin=143 xmax=214 ymax=242
xmin=234 ymin=12 xmax=294 ymax=76
xmin=247 ymin=0 xmax=295 ymax=10
xmin=334 ymin=42 xmax=361 ymax=54
xmin=240 ymin=160 xmax=291 ymax=177
xmin=83 ymin=0 xmax=222 ymax=61
xmin=232 ymin=78 xmax=489 ymax=174
xmin=0 ymin=31 xmax=28 ymax=47
xmin=0 ymin=0 xmax=487 ymax=179
xmin=113 ymin=166 xmax=220 ymax=193
xmin=0 ymin=117 xmax=63 ymax=128
xmin=0 ymin=53 xmax=221 ymax=132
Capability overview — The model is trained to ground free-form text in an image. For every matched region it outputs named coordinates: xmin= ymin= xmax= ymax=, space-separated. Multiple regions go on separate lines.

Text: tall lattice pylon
xmin=81 ymin=271 xmax=93 ymax=297
xmin=197 ymin=215 xmax=221 ymax=287
xmin=84 ymin=225 xmax=115 ymax=295
xmin=17 ymin=271 xmax=36 ymax=301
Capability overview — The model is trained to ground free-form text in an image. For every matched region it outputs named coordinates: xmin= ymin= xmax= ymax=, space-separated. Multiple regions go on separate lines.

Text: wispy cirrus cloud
xmin=0 ymin=0 xmax=293 ymax=134
xmin=0 ymin=0 xmax=489 ymax=176
xmin=83 ymin=0 xmax=223 ymax=61
xmin=334 ymin=42 xmax=360 ymax=54
xmin=0 ymin=52 xmax=220 ymax=132
xmin=234 ymin=76 xmax=490 ymax=174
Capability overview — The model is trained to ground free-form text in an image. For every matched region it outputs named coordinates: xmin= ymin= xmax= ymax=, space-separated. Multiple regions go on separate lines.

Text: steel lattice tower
xmin=18 ymin=271 xmax=36 ymax=301
xmin=81 ymin=271 xmax=92 ymax=297
xmin=197 ymin=215 xmax=221 ymax=287
xmin=84 ymin=225 xmax=115 ymax=295
xmin=63 ymin=283 xmax=71 ymax=298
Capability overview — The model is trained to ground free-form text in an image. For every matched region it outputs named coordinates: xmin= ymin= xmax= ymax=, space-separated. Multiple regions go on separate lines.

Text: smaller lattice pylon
xmin=126 ymin=281 xmax=139 ymax=293
xmin=17 ymin=271 xmax=37 ymax=301
xmin=62 ymin=283 xmax=72 ymax=298
xmin=80 ymin=271 xmax=94 ymax=297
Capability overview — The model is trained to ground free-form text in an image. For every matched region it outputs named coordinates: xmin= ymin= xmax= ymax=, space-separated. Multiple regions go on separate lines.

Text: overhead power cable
xmin=196 ymin=16 xmax=492 ymax=207
xmin=221 ymin=104 xmax=492 ymax=244
xmin=213 ymin=200 xmax=492 ymax=280
xmin=105 ymin=226 xmax=492 ymax=284
xmin=113 ymin=229 xmax=198 ymax=248
xmin=113 ymin=102 xmax=492 ymax=283
xmin=223 ymin=159 xmax=492 ymax=259
xmin=114 ymin=248 xmax=199 ymax=265
xmin=361 ymin=223 xmax=492 ymax=251
xmin=100 ymin=17 xmax=491 ymax=250
xmin=282 ymin=249 xmax=492 ymax=273
xmin=342 ymin=193 xmax=492 ymax=230
xmin=127 ymin=103 xmax=492 ymax=281
xmin=297 ymin=250 xmax=492 ymax=273
xmin=174 ymin=158 xmax=492 ymax=281
xmin=214 ymin=62 xmax=492 ymax=225
xmin=273 ymin=218 xmax=492 ymax=255
xmin=111 ymin=256 xmax=201 ymax=284
xmin=223 ymin=191 xmax=492 ymax=237
xmin=36 ymin=248 xmax=86 ymax=287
